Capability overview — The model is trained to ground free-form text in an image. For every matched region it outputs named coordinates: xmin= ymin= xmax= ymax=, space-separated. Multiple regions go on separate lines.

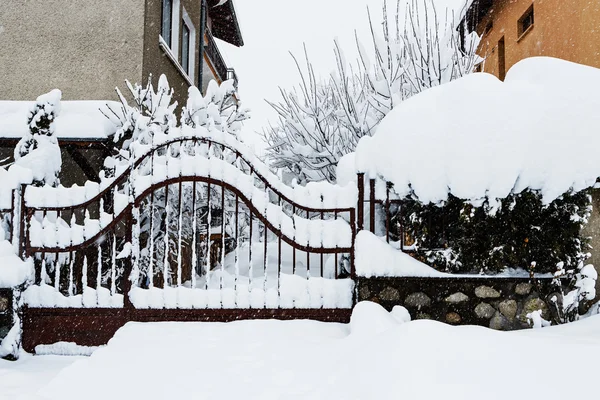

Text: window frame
xmin=160 ymin=0 xmax=173 ymax=46
xmin=517 ymin=4 xmax=534 ymax=40
xmin=160 ymin=0 xmax=181 ymax=58
xmin=182 ymin=24 xmax=191 ymax=75
xmin=181 ymin=8 xmax=196 ymax=80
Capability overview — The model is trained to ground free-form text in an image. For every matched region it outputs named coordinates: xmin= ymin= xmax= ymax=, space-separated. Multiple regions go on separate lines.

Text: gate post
xmin=18 ymin=184 xmax=27 ymax=260
xmin=350 ymin=208 xmax=356 ymax=280
xmin=123 ymin=208 xmax=134 ymax=311
xmin=357 ymin=173 xmax=364 ymax=231
xmin=369 ymin=179 xmax=376 ymax=234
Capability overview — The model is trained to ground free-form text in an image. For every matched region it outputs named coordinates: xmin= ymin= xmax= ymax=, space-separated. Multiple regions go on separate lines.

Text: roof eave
xmin=208 ymin=0 xmax=244 ymax=47
xmin=462 ymin=0 xmax=495 ymax=33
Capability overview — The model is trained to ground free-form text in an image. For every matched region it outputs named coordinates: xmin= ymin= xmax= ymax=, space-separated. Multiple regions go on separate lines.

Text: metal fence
xmin=20 ymin=137 xmax=356 ymax=310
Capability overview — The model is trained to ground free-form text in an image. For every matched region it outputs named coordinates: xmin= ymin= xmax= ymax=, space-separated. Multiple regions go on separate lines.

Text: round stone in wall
xmin=405 ymin=292 xmax=432 ymax=309
xmin=445 ymin=292 xmax=469 ymax=304
xmin=358 ymin=285 xmax=371 ymax=300
xmin=475 ymin=285 xmax=501 ymax=299
xmin=520 ymin=297 xmax=549 ymax=321
xmin=415 ymin=312 xmax=431 ymax=320
xmin=475 ymin=302 xmax=496 ymax=319
xmin=0 ymin=296 xmax=8 ymax=313
xmin=515 ymin=283 xmax=533 ymax=296
xmin=379 ymin=286 xmax=400 ymax=301
xmin=498 ymin=300 xmax=518 ymax=320
xmin=446 ymin=312 xmax=462 ymax=324
xmin=490 ymin=311 xmax=509 ymax=330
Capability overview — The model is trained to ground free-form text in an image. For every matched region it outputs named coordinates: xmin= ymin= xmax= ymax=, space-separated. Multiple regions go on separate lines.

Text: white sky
xmin=220 ymin=0 xmax=469 ymax=150
xmin=220 ymin=0 xmax=384 ymax=148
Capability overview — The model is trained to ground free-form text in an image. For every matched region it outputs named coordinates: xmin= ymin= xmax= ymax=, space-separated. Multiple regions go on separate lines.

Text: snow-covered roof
xmin=463 ymin=0 xmax=494 ymax=32
xmin=0 ymin=100 xmax=120 ymax=140
xmin=354 ymin=57 xmax=600 ymax=205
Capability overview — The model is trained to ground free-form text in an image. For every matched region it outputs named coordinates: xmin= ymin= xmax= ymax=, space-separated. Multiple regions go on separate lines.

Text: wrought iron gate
xmin=20 ymin=137 xmax=356 ymax=311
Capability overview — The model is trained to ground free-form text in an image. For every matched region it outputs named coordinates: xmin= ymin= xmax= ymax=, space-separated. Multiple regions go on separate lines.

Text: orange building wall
xmin=475 ymin=0 xmax=600 ymax=79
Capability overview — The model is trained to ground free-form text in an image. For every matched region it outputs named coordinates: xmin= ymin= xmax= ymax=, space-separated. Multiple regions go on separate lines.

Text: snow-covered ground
xmin=2 ymin=302 xmax=600 ymax=400
xmin=0 ymin=354 xmax=84 ymax=400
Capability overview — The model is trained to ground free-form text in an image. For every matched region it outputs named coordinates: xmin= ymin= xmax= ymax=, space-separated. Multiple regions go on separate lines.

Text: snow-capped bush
xmin=14 ymin=89 xmax=63 ymax=187
xmin=101 ymin=74 xmax=177 ymax=179
xmin=547 ymin=261 xmax=597 ymax=324
xmin=263 ymin=0 xmax=480 ymax=184
xmin=181 ymin=80 xmax=249 ymax=138
xmin=103 ymin=75 xmax=249 ymax=170
xmin=0 ymin=316 xmax=21 ymax=361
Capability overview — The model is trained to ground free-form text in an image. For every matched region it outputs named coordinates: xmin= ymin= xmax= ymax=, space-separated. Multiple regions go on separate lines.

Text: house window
xmin=161 ymin=0 xmax=173 ymax=46
xmin=181 ymin=8 xmax=196 ymax=79
xmin=160 ymin=0 xmax=180 ymax=58
xmin=518 ymin=5 xmax=534 ymax=38
xmin=182 ymin=24 xmax=190 ymax=74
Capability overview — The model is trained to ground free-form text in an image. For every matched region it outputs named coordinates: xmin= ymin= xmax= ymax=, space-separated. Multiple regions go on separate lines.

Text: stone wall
xmin=0 ymin=289 xmax=13 ymax=341
xmin=357 ymin=277 xmax=558 ymax=330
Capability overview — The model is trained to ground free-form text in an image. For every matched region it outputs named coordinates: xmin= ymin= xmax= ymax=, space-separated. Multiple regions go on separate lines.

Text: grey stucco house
xmin=0 ymin=0 xmax=242 ymax=105
xmin=0 ymin=0 xmax=244 ymax=185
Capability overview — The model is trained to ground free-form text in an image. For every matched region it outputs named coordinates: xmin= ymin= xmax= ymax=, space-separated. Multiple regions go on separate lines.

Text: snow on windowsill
xmin=517 ymin=24 xmax=534 ymax=43
xmin=159 ymin=35 xmax=194 ymax=86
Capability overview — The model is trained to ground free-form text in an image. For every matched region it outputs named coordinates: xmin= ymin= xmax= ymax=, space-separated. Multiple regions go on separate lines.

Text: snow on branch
xmin=263 ymin=0 xmax=480 ymax=185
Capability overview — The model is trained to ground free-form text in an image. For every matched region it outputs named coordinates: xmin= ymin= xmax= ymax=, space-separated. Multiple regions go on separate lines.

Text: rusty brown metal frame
xmin=21 ymin=306 xmax=352 ymax=352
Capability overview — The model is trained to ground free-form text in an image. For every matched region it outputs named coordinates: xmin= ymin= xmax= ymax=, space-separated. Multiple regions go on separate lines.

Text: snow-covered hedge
xmin=349 ymin=57 xmax=600 ymax=274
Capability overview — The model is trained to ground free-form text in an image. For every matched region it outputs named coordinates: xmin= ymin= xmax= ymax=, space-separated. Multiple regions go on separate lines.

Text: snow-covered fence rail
xmin=21 ymin=137 xmax=356 ymax=309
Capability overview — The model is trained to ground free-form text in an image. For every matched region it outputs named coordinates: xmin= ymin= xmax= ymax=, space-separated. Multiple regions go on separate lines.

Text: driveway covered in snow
xmin=2 ymin=302 xmax=600 ymax=399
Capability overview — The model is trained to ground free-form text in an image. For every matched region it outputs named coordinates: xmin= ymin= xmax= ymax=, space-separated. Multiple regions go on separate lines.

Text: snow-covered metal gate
xmin=19 ymin=137 xmax=356 ymax=349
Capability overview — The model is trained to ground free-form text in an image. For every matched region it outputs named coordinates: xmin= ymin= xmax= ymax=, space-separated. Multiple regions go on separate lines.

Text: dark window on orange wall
xmin=498 ymin=37 xmax=506 ymax=81
xmin=518 ymin=5 xmax=534 ymax=37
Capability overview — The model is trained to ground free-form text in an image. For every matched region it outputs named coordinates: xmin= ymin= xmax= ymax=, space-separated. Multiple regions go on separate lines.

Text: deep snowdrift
xmin=355 ymin=231 xmax=450 ymax=277
xmin=355 ymin=231 xmax=553 ymax=277
xmin=355 ymin=57 xmax=600 ymax=205
xmin=20 ymin=302 xmax=600 ymax=400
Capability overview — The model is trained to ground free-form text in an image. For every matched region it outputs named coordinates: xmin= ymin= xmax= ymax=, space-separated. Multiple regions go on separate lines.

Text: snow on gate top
xmin=353 ymin=57 xmax=600 ymax=205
